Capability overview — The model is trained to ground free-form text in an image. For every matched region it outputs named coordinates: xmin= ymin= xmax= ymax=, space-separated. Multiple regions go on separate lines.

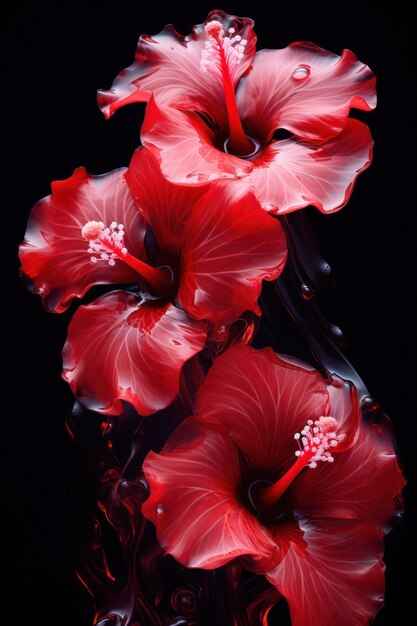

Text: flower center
xmin=81 ymin=220 xmax=172 ymax=296
xmin=252 ymin=416 xmax=341 ymax=512
xmin=201 ymin=20 xmax=254 ymax=157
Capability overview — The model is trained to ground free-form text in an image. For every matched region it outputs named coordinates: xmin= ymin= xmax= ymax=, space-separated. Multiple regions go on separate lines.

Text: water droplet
xmin=330 ymin=324 xmax=343 ymax=339
xmin=321 ymin=262 xmax=332 ymax=276
xmin=292 ymin=65 xmax=310 ymax=80
xmin=156 ymin=504 xmax=164 ymax=517
xmin=301 ymin=284 xmax=314 ymax=300
xmin=361 ymin=395 xmax=377 ymax=411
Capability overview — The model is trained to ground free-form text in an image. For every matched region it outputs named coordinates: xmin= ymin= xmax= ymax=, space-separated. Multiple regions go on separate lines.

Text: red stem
xmin=104 ymin=237 xmax=171 ymax=295
xmin=122 ymin=252 xmax=172 ymax=295
xmin=256 ymin=453 xmax=312 ymax=509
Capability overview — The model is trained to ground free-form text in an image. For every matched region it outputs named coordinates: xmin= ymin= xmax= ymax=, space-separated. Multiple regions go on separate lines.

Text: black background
xmin=3 ymin=1 xmax=415 ymax=624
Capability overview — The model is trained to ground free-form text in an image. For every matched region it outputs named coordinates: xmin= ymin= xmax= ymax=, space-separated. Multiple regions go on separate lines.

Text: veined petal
xmin=140 ymin=344 xmax=403 ymax=626
xmin=242 ymin=119 xmax=373 ymax=214
xmin=178 ymin=187 xmax=287 ymax=324
xmin=62 ymin=290 xmax=207 ymax=416
xmin=19 ymin=168 xmax=145 ymax=312
xmin=237 ymin=44 xmax=376 ymax=143
xmin=142 ymin=418 xmax=276 ymax=569
xmin=125 ymin=147 xmax=210 ymax=255
xmin=98 ymin=9 xmax=256 ymax=124
xmin=141 ymin=97 xmax=252 ymax=184
xmin=289 ymin=421 xmax=405 ymax=526
xmin=266 ymin=519 xmax=385 ymax=626
xmin=125 ymin=149 xmax=284 ymax=325
xmin=195 ymin=345 xmax=330 ymax=472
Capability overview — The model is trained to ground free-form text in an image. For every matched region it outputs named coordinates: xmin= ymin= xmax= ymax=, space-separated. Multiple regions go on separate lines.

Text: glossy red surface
xmin=19 ymin=167 xmax=146 ymax=312
xmin=63 ymin=291 xmax=207 ymax=415
xmin=101 ymin=10 xmax=376 ymax=215
xmin=143 ymin=346 xmax=404 ymax=625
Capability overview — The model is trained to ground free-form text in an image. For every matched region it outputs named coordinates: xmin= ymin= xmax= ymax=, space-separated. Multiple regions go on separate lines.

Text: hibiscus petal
xmin=266 ymin=519 xmax=386 ymax=626
xmin=124 ymin=147 xmax=209 ymax=254
xmin=195 ymin=345 xmax=330 ymax=472
xmin=289 ymin=421 xmax=405 ymax=527
xmin=62 ymin=290 xmax=207 ymax=415
xmin=177 ymin=187 xmax=287 ymax=324
xmin=243 ymin=119 xmax=373 ymax=214
xmin=19 ymin=168 xmax=146 ymax=312
xmin=98 ymin=10 xmax=256 ymax=124
xmin=237 ymin=44 xmax=376 ymax=143
xmin=141 ymin=97 xmax=253 ymax=184
xmin=326 ymin=378 xmax=360 ymax=450
xmin=142 ymin=418 xmax=276 ymax=569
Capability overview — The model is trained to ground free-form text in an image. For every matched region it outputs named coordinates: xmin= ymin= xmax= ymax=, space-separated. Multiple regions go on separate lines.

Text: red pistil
xmin=257 ymin=452 xmax=313 ymax=509
xmin=82 ymin=220 xmax=172 ymax=295
xmin=202 ymin=21 xmax=253 ymax=156
xmin=112 ymin=248 xmax=171 ymax=295
xmin=255 ymin=416 xmax=340 ymax=511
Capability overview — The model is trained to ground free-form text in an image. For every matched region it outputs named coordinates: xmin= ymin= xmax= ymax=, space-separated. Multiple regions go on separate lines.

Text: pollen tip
xmin=294 ymin=415 xmax=341 ymax=467
xmin=205 ymin=20 xmax=224 ymax=37
xmin=317 ymin=416 xmax=338 ymax=434
xmin=81 ymin=220 xmax=105 ymax=241
xmin=82 ymin=219 xmax=127 ymax=266
xmin=201 ymin=20 xmax=247 ymax=79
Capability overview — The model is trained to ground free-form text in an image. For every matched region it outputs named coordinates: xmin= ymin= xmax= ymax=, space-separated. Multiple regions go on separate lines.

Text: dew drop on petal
xmin=156 ymin=504 xmax=165 ymax=517
xmin=292 ymin=65 xmax=310 ymax=81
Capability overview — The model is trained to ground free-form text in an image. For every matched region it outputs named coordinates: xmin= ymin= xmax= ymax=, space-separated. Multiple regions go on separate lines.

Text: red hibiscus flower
xmin=19 ymin=151 xmax=286 ymax=415
xmin=98 ymin=10 xmax=376 ymax=214
xmin=142 ymin=345 xmax=404 ymax=625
